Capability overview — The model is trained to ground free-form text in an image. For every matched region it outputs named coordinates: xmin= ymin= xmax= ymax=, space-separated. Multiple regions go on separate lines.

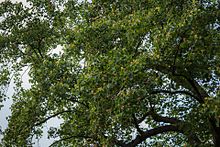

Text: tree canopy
xmin=0 ymin=0 xmax=220 ymax=146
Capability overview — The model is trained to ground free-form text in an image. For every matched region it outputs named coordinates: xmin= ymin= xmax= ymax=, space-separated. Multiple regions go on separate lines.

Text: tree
xmin=0 ymin=0 xmax=220 ymax=146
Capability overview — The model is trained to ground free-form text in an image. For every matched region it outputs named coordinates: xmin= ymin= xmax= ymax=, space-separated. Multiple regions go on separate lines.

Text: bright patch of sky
xmin=0 ymin=0 xmax=65 ymax=146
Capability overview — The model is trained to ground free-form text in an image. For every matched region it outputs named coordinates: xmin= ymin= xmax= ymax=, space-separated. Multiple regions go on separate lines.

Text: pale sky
xmin=0 ymin=0 xmax=63 ymax=146
xmin=0 ymin=68 xmax=61 ymax=147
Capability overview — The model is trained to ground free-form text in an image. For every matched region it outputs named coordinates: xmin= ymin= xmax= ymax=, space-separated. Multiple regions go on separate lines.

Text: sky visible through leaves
xmin=1 ymin=0 xmax=219 ymax=146
xmin=0 ymin=0 xmax=63 ymax=142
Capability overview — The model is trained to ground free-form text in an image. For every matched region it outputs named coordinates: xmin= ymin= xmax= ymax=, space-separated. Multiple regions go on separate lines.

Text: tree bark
xmin=126 ymin=125 xmax=181 ymax=147
xmin=209 ymin=117 xmax=220 ymax=147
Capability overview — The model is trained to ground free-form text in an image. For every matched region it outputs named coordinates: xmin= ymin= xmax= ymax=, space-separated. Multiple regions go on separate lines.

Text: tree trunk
xmin=210 ymin=117 xmax=220 ymax=147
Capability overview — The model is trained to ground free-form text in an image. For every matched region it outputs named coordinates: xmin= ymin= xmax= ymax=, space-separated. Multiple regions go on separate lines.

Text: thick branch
xmin=174 ymin=73 xmax=206 ymax=103
xmin=126 ymin=125 xmax=181 ymax=147
xmin=132 ymin=114 xmax=144 ymax=135
xmin=150 ymin=113 xmax=201 ymax=145
xmin=184 ymin=77 xmax=209 ymax=102
xmin=130 ymin=111 xmax=201 ymax=146
xmin=151 ymin=113 xmax=181 ymax=124
xmin=209 ymin=117 xmax=220 ymax=146
xmin=151 ymin=63 xmax=207 ymax=103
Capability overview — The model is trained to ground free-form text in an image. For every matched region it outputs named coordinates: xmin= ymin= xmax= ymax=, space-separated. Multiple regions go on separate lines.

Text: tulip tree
xmin=0 ymin=0 xmax=220 ymax=146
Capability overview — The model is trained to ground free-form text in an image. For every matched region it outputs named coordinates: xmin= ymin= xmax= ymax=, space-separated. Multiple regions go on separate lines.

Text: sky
xmin=0 ymin=56 xmax=63 ymax=146
xmin=0 ymin=0 xmax=64 ymax=146
xmin=0 ymin=64 xmax=62 ymax=147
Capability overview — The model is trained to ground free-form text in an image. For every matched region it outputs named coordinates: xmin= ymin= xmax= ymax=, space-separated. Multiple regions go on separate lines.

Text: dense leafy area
xmin=0 ymin=0 xmax=220 ymax=146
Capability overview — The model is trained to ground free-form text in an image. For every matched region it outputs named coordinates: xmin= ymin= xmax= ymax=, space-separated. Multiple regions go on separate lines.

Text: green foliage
xmin=0 ymin=0 xmax=220 ymax=146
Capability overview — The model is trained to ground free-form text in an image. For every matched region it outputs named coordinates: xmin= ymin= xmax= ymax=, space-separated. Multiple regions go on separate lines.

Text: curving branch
xmin=151 ymin=113 xmax=181 ymax=124
xmin=34 ymin=110 xmax=73 ymax=126
xmin=172 ymin=73 xmax=207 ymax=103
xmin=126 ymin=125 xmax=181 ymax=147
xmin=130 ymin=110 xmax=201 ymax=146
xmin=150 ymin=63 xmax=208 ymax=103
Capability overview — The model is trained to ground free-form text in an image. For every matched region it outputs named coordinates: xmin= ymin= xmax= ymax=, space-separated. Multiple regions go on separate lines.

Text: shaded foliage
xmin=0 ymin=0 xmax=220 ymax=146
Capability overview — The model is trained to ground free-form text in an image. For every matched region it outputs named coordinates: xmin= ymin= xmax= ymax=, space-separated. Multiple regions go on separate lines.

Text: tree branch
xmin=172 ymin=73 xmax=207 ymax=103
xmin=151 ymin=113 xmax=181 ymax=124
xmin=67 ymin=97 xmax=89 ymax=109
xmin=136 ymin=111 xmax=152 ymax=124
xmin=34 ymin=110 xmax=73 ymax=126
xmin=149 ymin=63 xmax=208 ymax=103
xmin=132 ymin=114 xmax=144 ymax=135
xmin=126 ymin=125 xmax=181 ymax=147
xmin=149 ymin=111 xmax=202 ymax=146
xmin=129 ymin=111 xmax=201 ymax=146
